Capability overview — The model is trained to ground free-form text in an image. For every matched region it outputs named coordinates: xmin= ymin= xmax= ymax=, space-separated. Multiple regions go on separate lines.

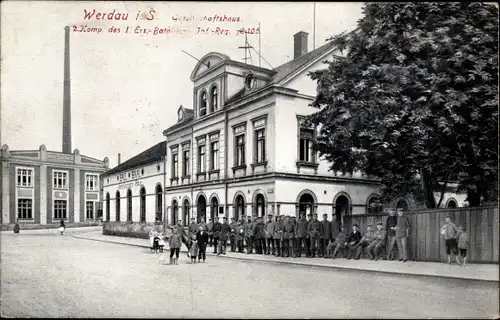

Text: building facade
xmin=0 ymin=144 xmax=109 ymax=225
xmin=100 ymin=142 xmax=167 ymax=224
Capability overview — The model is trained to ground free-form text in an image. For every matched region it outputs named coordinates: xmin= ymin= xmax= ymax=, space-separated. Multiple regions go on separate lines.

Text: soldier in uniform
xmin=212 ymin=216 xmax=222 ymax=254
xmin=229 ymin=217 xmax=237 ymax=252
xmin=283 ymin=216 xmax=296 ymax=258
xmin=253 ymin=217 xmax=266 ymax=254
xmin=236 ymin=219 xmax=245 ymax=253
xmin=307 ymin=213 xmax=323 ymax=258
xmin=331 ymin=225 xmax=349 ymax=258
xmin=305 ymin=213 xmax=313 ymax=257
xmin=273 ymin=215 xmax=284 ymax=257
xmin=295 ymin=213 xmax=307 ymax=257
xmin=244 ymin=216 xmax=254 ymax=254
xmin=265 ymin=214 xmax=275 ymax=255
xmin=218 ymin=217 xmax=231 ymax=255
xmin=385 ymin=208 xmax=398 ymax=260
xmin=355 ymin=224 xmax=376 ymax=259
xmin=367 ymin=222 xmax=386 ymax=260
xmin=320 ymin=214 xmax=332 ymax=258
xmin=207 ymin=218 xmax=214 ymax=247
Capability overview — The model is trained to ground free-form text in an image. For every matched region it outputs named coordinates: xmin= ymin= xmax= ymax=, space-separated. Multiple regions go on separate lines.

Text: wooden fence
xmin=349 ymin=205 xmax=499 ymax=263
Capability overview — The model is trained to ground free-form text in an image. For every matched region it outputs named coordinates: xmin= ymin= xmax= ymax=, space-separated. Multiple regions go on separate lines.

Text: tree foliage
xmin=309 ymin=2 xmax=498 ymax=207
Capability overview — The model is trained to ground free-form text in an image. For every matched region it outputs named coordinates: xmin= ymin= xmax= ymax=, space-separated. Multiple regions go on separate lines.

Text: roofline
xmin=100 ymin=156 xmax=165 ymax=178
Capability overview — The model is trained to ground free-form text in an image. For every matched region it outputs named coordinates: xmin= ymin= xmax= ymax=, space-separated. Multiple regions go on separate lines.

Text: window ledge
xmin=251 ymin=161 xmax=268 ymax=168
xmin=170 ymin=177 xmax=179 ymax=183
xmin=296 ymin=161 xmax=319 ymax=168
xmin=17 ymin=219 xmax=34 ymax=222
xmin=232 ymin=165 xmax=247 ymax=171
xmin=196 ymin=172 xmax=207 ymax=177
xmin=208 ymin=169 xmax=220 ymax=174
xmin=181 ymin=175 xmax=191 ymax=180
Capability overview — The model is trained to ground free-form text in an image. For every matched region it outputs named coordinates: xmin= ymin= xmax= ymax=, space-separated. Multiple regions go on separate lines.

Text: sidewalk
xmin=72 ymin=230 xmax=499 ymax=283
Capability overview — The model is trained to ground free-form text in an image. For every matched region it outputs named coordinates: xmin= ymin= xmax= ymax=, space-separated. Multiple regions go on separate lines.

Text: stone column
xmin=39 ymin=165 xmax=47 ymax=224
xmin=1 ymin=161 xmax=10 ymax=224
xmin=74 ymin=168 xmax=80 ymax=222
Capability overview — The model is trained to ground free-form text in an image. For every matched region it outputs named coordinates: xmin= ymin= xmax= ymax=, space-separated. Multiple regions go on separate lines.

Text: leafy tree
xmin=309 ymin=2 xmax=498 ymax=208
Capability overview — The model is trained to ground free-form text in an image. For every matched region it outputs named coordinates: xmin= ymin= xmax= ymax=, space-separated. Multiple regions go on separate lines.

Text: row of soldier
xmin=181 ymin=212 xmax=391 ymax=260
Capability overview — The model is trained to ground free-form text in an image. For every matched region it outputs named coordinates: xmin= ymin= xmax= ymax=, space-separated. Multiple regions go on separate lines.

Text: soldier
xmin=385 ymin=208 xmax=398 ymax=260
xmin=345 ymin=224 xmax=362 ymax=259
xmin=273 ymin=215 xmax=284 ymax=257
xmin=265 ymin=214 xmax=275 ymax=255
xmin=355 ymin=224 xmax=376 ymax=260
xmin=207 ymin=218 xmax=214 ymax=247
xmin=367 ymin=222 xmax=386 ymax=260
xmin=307 ymin=213 xmax=323 ymax=258
xmin=331 ymin=225 xmax=349 ymax=258
xmin=236 ymin=219 xmax=245 ymax=253
xmin=283 ymin=216 xmax=296 ymax=258
xmin=245 ymin=216 xmax=256 ymax=254
xmin=305 ymin=213 xmax=313 ymax=257
xmin=218 ymin=217 xmax=231 ymax=255
xmin=395 ymin=208 xmax=410 ymax=262
xmin=229 ymin=217 xmax=237 ymax=252
xmin=254 ymin=217 xmax=266 ymax=254
xmin=295 ymin=213 xmax=307 ymax=257
xmin=320 ymin=214 xmax=332 ymax=258
xmin=212 ymin=216 xmax=222 ymax=254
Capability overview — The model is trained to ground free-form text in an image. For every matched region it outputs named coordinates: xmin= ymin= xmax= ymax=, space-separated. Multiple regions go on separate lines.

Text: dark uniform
xmin=367 ymin=223 xmax=386 ymax=260
xmin=385 ymin=211 xmax=398 ymax=260
xmin=307 ymin=215 xmax=323 ymax=257
xmin=273 ymin=219 xmax=284 ymax=257
xmin=245 ymin=217 xmax=255 ymax=254
xmin=282 ymin=218 xmax=296 ymax=257
xmin=229 ymin=218 xmax=237 ymax=252
xmin=345 ymin=225 xmax=362 ymax=259
xmin=236 ymin=221 xmax=245 ymax=252
xmin=320 ymin=215 xmax=332 ymax=258
xmin=253 ymin=218 xmax=266 ymax=254
xmin=295 ymin=215 xmax=307 ymax=257
xmin=218 ymin=218 xmax=231 ymax=255
xmin=212 ymin=219 xmax=222 ymax=254
xmin=305 ymin=214 xmax=312 ymax=257
xmin=355 ymin=226 xmax=376 ymax=259
xmin=207 ymin=219 xmax=214 ymax=247
xmin=265 ymin=215 xmax=275 ymax=255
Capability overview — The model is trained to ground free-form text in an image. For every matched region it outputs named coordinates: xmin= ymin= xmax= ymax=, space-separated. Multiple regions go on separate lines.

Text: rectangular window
xmin=85 ymin=174 xmax=98 ymax=191
xmin=17 ymin=199 xmax=33 ymax=219
xmin=210 ymin=141 xmax=219 ymax=170
xmin=86 ymin=201 xmax=94 ymax=219
xmin=235 ymin=135 xmax=245 ymax=166
xmin=53 ymin=171 xmax=68 ymax=189
xmin=54 ymin=200 xmax=67 ymax=219
xmin=255 ymin=129 xmax=266 ymax=163
xmin=182 ymin=150 xmax=190 ymax=177
xmin=16 ymin=168 xmax=33 ymax=187
xmin=299 ymin=128 xmax=314 ymax=162
xmin=172 ymin=153 xmax=179 ymax=178
xmin=198 ymin=145 xmax=206 ymax=173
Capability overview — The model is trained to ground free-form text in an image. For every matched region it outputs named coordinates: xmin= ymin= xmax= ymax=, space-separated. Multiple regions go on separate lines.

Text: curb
xmin=71 ymin=233 xmax=499 ymax=284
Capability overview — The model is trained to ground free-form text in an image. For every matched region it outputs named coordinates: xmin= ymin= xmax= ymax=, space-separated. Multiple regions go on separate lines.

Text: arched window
xmin=105 ymin=193 xmax=110 ymax=221
xmin=298 ymin=193 xmax=314 ymax=216
xmin=140 ymin=187 xmax=146 ymax=222
xmin=367 ymin=195 xmax=383 ymax=214
xmin=210 ymin=86 xmax=218 ymax=112
xmin=183 ymin=199 xmax=190 ymax=226
xmin=115 ymin=191 xmax=121 ymax=222
xmin=127 ymin=189 xmax=132 ymax=222
xmin=210 ymin=197 xmax=219 ymax=221
xmin=447 ymin=199 xmax=458 ymax=208
xmin=172 ymin=200 xmax=178 ymax=225
xmin=255 ymin=194 xmax=266 ymax=217
xmin=200 ymin=91 xmax=207 ymax=116
xmin=155 ymin=184 xmax=163 ymax=222
xmin=235 ymin=195 xmax=245 ymax=221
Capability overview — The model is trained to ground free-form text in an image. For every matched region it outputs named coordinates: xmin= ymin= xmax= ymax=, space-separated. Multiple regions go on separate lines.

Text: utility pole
xmin=313 ymin=2 xmax=316 ymax=50
xmin=238 ymin=29 xmax=252 ymax=64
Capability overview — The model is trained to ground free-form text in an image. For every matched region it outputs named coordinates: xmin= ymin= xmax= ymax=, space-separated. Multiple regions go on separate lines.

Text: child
xmin=189 ymin=234 xmax=199 ymax=264
xmin=169 ymin=228 xmax=182 ymax=265
xmin=456 ymin=225 xmax=468 ymax=266
xmin=59 ymin=219 xmax=66 ymax=235
xmin=440 ymin=216 xmax=459 ymax=264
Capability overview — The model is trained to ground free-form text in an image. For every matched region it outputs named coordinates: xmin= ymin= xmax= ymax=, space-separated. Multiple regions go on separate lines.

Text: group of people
xmin=440 ymin=216 xmax=469 ymax=266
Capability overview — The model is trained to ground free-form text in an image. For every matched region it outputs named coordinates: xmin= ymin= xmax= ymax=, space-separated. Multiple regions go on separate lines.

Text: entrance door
xmin=335 ymin=195 xmax=351 ymax=230
xmin=197 ymin=195 xmax=207 ymax=223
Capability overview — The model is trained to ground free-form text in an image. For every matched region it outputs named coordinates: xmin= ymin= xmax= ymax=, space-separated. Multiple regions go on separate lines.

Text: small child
xmin=189 ymin=234 xmax=199 ymax=264
xmin=456 ymin=226 xmax=468 ymax=266
xmin=59 ymin=219 xmax=66 ymax=235
xmin=440 ymin=216 xmax=459 ymax=264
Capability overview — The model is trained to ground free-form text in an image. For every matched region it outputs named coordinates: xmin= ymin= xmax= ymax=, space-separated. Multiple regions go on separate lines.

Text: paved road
xmin=1 ymin=230 xmax=498 ymax=318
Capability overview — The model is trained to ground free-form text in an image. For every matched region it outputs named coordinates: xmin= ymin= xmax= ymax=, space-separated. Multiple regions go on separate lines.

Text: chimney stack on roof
xmin=293 ymin=31 xmax=309 ymax=59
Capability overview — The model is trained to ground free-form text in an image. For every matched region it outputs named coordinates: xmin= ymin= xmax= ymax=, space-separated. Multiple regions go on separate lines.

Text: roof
xmin=101 ymin=141 xmax=166 ymax=177
xmin=162 ymin=107 xmax=194 ymax=135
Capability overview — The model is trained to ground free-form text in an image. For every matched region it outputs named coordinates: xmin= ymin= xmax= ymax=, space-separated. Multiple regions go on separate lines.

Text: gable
xmin=190 ymin=52 xmax=230 ymax=81
xmin=283 ymin=57 xmax=333 ymax=97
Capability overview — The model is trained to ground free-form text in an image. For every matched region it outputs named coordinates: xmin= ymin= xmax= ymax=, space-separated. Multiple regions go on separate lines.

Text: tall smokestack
xmin=118 ymin=153 xmax=121 ymax=165
xmin=62 ymin=26 xmax=72 ymax=154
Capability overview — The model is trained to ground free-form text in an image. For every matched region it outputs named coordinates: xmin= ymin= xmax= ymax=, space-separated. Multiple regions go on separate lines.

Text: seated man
xmin=355 ymin=225 xmax=376 ymax=260
xmin=330 ymin=226 xmax=348 ymax=258
xmin=367 ymin=222 xmax=386 ymax=260
xmin=345 ymin=224 xmax=362 ymax=259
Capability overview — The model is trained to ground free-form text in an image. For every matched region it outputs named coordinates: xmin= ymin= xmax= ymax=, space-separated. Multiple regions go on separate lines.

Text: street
xmin=1 ymin=229 xmax=498 ymax=319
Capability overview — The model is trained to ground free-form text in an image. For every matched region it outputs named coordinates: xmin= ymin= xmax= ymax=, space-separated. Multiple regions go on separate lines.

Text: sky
xmin=1 ymin=1 xmax=363 ymax=168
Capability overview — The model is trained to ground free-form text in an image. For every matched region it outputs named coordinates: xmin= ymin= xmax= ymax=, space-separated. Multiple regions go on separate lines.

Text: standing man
xmin=207 ymin=218 xmax=214 ymax=247
xmin=320 ymin=214 xmax=332 ymax=258
xmin=385 ymin=208 xmax=398 ymax=260
xmin=307 ymin=213 xmax=323 ymax=258
xmin=273 ymin=215 xmax=284 ymax=257
xmin=265 ymin=214 xmax=275 ymax=255
xmin=295 ymin=213 xmax=307 ymax=257
xmin=236 ymin=218 xmax=245 ymax=253
xmin=395 ymin=208 xmax=410 ymax=262
xmin=253 ymin=217 xmax=266 ymax=254
xmin=196 ymin=226 xmax=209 ymax=263
xmin=305 ymin=213 xmax=313 ymax=257
xmin=218 ymin=217 xmax=231 ymax=255
xmin=245 ymin=216 xmax=255 ymax=254
xmin=212 ymin=216 xmax=222 ymax=254
xmin=283 ymin=216 xmax=296 ymax=258
xmin=229 ymin=217 xmax=237 ymax=252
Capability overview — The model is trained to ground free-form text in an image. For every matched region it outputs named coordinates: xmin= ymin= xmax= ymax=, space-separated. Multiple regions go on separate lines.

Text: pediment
xmin=190 ymin=52 xmax=230 ymax=81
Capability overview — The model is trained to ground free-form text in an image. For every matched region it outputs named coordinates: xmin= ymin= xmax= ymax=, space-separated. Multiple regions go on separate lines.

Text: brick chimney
xmin=62 ymin=26 xmax=72 ymax=154
xmin=293 ymin=31 xmax=309 ymax=59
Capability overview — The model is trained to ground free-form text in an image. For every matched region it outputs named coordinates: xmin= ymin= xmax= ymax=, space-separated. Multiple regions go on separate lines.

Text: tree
xmin=309 ymin=2 xmax=498 ymax=208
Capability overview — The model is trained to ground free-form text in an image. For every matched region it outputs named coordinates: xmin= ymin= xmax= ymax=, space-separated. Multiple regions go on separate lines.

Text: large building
xmin=0 ymin=26 xmax=109 ymax=226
